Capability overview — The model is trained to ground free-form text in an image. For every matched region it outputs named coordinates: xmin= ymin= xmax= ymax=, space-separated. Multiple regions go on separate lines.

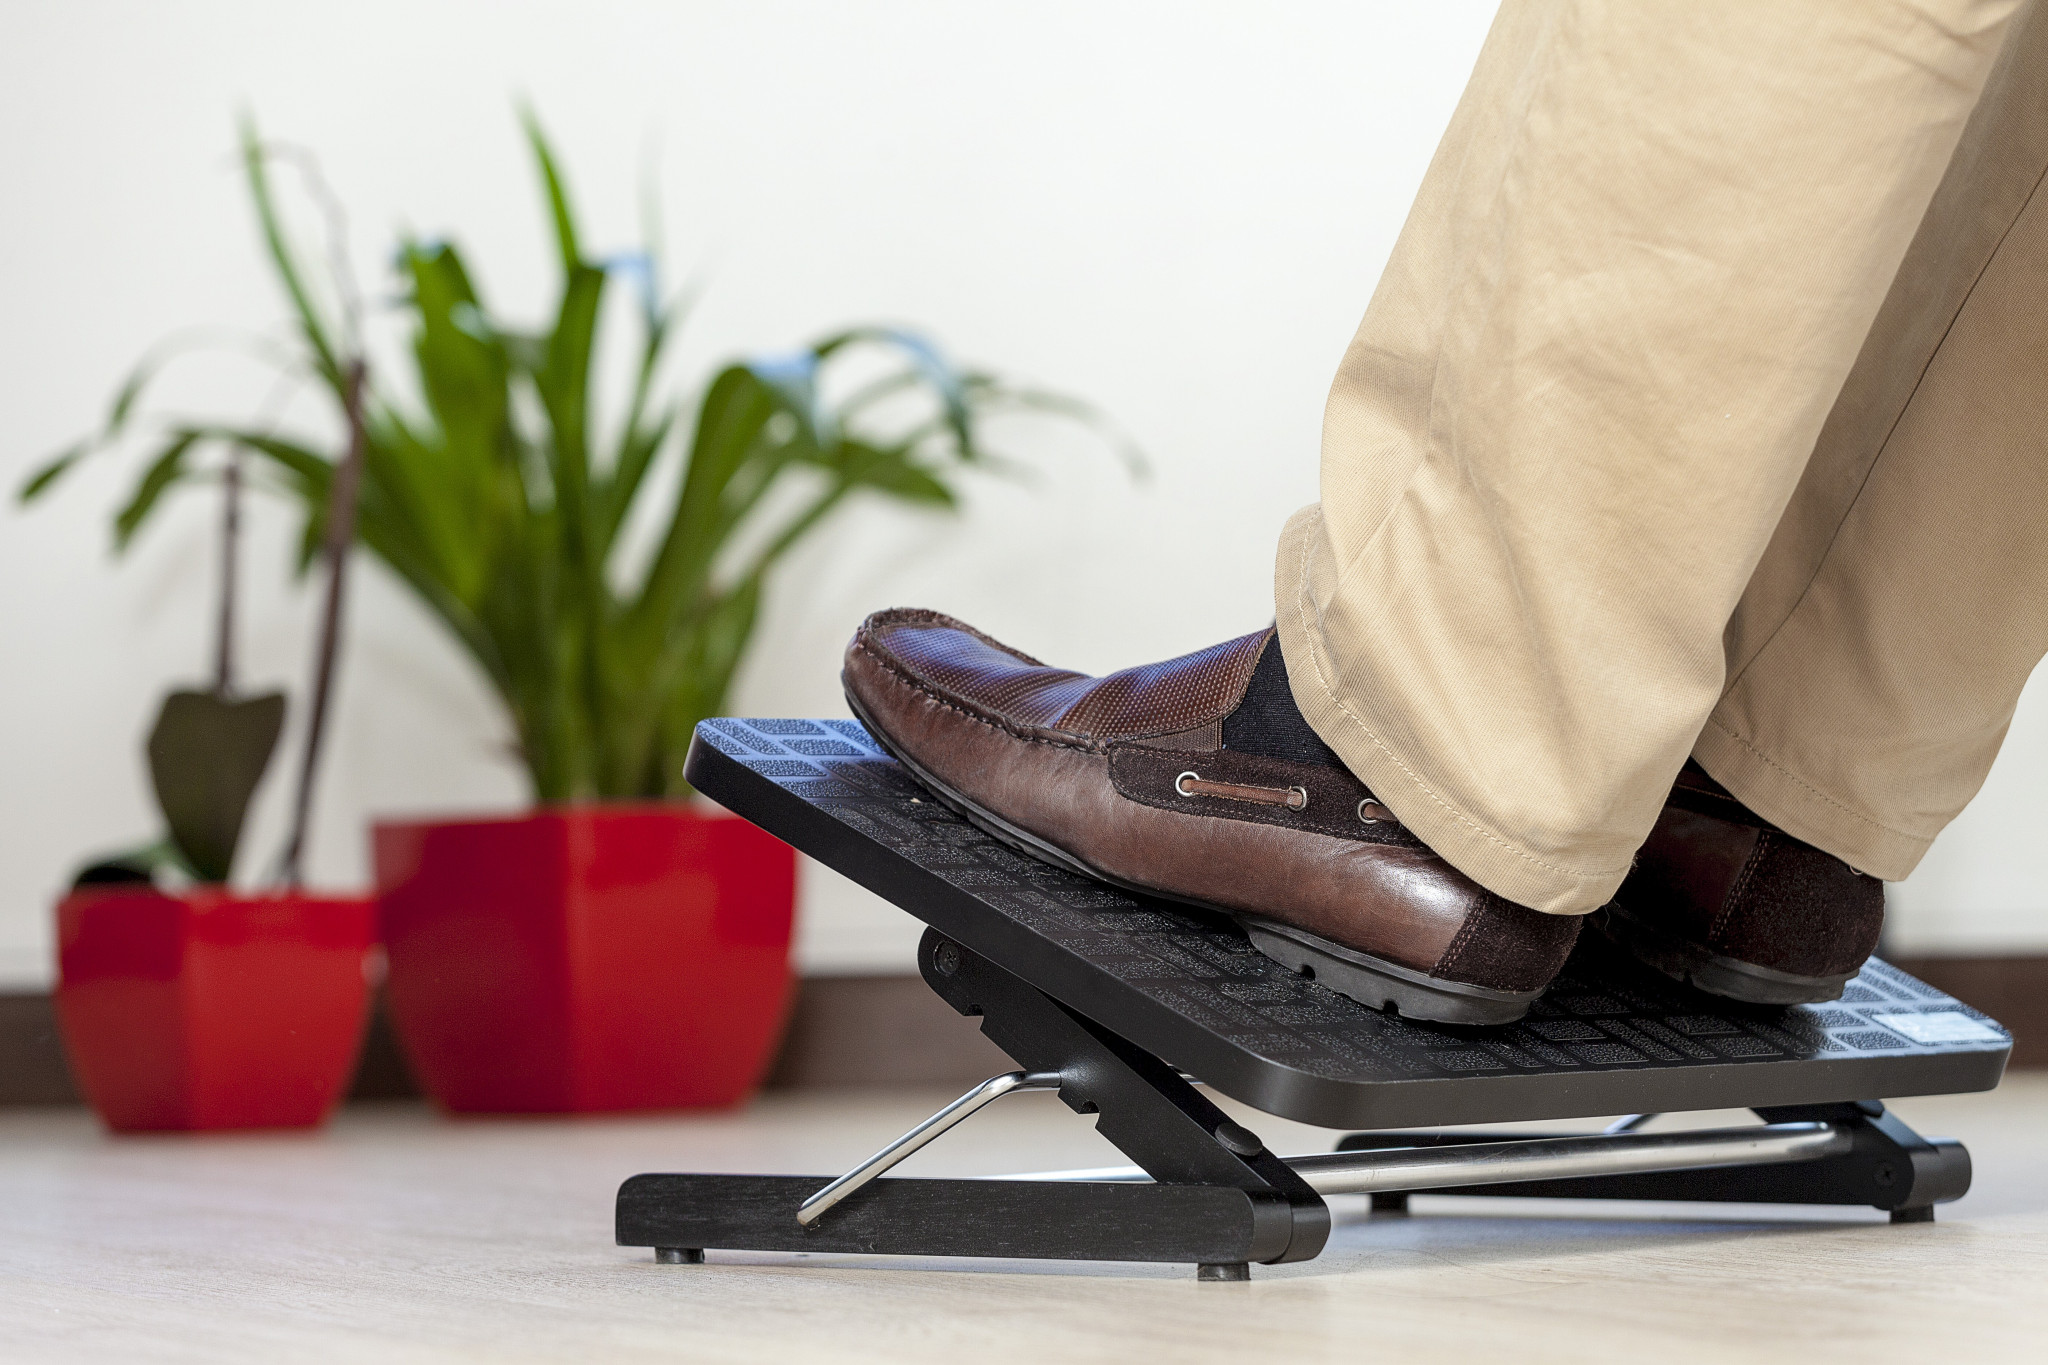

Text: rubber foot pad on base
xmin=656 ymin=1247 xmax=706 ymax=1264
xmin=1197 ymin=1262 xmax=1250 ymax=1282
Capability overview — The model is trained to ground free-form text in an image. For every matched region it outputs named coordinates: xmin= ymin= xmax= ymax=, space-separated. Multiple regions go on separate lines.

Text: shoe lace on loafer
xmin=1174 ymin=769 xmax=1310 ymax=810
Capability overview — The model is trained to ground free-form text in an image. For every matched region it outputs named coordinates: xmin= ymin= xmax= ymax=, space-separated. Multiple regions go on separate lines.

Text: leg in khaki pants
xmin=1278 ymin=0 xmax=2048 ymax=920
xmin=843 ymin=0 xmax=2047 ymax=1021
xmin=1703 ymin=0 xmax=2048 ymax=883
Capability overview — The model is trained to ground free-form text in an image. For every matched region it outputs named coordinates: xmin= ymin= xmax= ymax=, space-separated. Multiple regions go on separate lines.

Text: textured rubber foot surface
xmin=1594 ymin=905 xmax=1857 ymax=1006
xmin=683 ymin=718 xmax=2012 ymax=1130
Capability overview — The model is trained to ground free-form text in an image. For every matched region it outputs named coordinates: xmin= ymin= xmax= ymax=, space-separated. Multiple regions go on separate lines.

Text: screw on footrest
xmin=1197 ymin=1262 xmax=1250 ymax=1282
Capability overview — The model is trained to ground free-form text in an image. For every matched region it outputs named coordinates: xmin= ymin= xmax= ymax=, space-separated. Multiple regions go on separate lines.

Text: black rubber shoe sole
xmin=1234 ymin=916 xmax=1539 ymax=1026
xmin=1592 ymin=903 xmax=1857 ymax=1006
xmin=843 ymin=692 xmax=1540 ymax=1027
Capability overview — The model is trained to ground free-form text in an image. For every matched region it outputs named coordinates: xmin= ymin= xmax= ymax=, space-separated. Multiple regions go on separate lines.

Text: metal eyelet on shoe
xmin=1357 ymin=799 xmax=1394 ymax=825
xmin=1286 ymin=786 xmax=1309 ymax=811
xmin=1175 ymin=771 xmax=1200 ymax=797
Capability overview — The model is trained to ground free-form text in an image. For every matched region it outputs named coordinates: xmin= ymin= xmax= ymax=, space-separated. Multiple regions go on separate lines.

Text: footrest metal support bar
xmin=1330 ymin=1099 xmax=1971 ymax=1219
xmin=797 ymin=1069 xmax=1064 ymax=1225
xmin=1001 ymin=1120 xmax=1853 ymax=1192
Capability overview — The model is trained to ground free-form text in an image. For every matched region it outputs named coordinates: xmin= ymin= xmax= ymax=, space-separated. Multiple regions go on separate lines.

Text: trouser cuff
xmin=1272 ymin=505 xmax=1628 ymax=915
xmin=1692 ymin=717 xmax=1931 ymax=881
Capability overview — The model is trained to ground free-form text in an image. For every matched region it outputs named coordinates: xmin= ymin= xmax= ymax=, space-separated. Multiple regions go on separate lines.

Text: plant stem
xmin=215 ymin=446 xmax=241 ymax=696
xmin=277 ymin=359 xmax=368 ymax=886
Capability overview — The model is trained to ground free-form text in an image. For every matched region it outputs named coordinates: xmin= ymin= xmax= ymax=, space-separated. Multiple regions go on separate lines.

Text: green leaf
xmin=113 ymin=432 xmax=204 ymax=550
xmin=19 ymin=329 xmax=292 ymax=505
xmin=17 ymin=442 xmax=89 ymax=503
xmin=650 ymin=577 xmax=762 ymax=795
xmin=534 ymin=265 xmax=605 ymax=489
xmin=222 ymin=429 xmax=333 ymax=486
xmin=963 ymin=374 xmax=1150 ymax=478
xmin=600 ymin=278 xmax=695 ymax=547
xmin=37 ymin=107 xmax=1140 ymax=809
xmin=239 ymin=114 xmax=346 ymax=389
xmin=816 ymin=327 xmax=974 ymax=452
xmin=108 ymin=350 xmax=159 ymax=430
xmin=403 ymin=240 xmax=510 ymax=438
xmin=600 ymin=403 xmax=676 ymax=548
xmin=837 ymin=440 xmax=957 ymax=506
xmin=521 ymin=105 xmax=582 ymax=271
xmin=627 ymin=365 xmax=778 ymax=635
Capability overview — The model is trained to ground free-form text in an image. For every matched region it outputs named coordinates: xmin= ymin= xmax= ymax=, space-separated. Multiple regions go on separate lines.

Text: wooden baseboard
xmin=0 ymin=992 xmax=75 ymax=1105
xmin=342 ymin=974 xmax=1011 ymax=1099
xmin=763 ymin=974 xmax=1011 ymax=1089
xmin=1888 ymin=955 xmax=2048 ymax=1068
xmin=0 ymin=974 xmax=1013 ymax=1108
xmin=4 ymin=954 xmax=2039 ymax=1107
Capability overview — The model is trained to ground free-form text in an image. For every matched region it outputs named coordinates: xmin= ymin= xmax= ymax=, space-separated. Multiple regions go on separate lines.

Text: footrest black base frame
xmin=616 ymin=933 xmax=1975 ymax=1277
xmin=618 ymin=931 xmax=1329 ymax=1278
xmin=618 ymin=1174 xmax=1289 ymax=1268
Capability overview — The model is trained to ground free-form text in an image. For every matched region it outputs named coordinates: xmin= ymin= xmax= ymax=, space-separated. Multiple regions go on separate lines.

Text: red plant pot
xmin=55 ymin=889 xmax=377 ymax=1133
xmin=373 ymin=804 xmax=797 ymax=1114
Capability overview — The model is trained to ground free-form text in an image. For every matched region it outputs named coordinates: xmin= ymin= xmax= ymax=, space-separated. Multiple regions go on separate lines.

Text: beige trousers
xmin=1276 ymin=0 xmax=2048 ymax=915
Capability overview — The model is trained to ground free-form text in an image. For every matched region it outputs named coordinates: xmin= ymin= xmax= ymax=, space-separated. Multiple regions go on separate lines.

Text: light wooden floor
xmin=4 ymin=1075 xmax=2045 ymax=1364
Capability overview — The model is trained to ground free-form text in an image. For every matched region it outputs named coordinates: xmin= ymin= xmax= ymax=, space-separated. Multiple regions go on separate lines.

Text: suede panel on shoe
xmin=1609 ymin=762 xmax=1883 ymax=995
xmin=1436 ymin=895 xmax=1584 ymax=994
xmin=843 ymin=608 xmax=1579 ymax=1008
xmin=1720 ymin=834 xmax=1885 ymax=979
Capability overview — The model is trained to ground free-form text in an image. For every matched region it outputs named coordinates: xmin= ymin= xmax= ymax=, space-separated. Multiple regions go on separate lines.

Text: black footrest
xmin=684 ymin=719 xmax=2012 ymax=1131
xmin=620 ymin=720 xmax=2012 ymax=1274
xmin=617 ymin=1173 xmax=1292 ymax=1265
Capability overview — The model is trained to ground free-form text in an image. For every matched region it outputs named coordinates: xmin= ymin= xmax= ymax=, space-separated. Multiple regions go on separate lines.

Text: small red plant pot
xmin=373 ymin=805 xmax=797 ymax=1115
xmin=55 ymin=889 xmax=377 ymax=1133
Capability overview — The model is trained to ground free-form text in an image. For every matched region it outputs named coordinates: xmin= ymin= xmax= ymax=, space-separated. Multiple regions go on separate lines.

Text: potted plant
xmin=28 ymin=112 xmax=1129 ymax=1114
xmin=30 ymin=436 xmax=376 ymax=1132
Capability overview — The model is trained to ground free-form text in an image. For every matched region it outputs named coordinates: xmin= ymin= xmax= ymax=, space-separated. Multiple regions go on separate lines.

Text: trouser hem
xmin=1691 ymin=718 xmax=1931 ymax=882
xmin=1272 ymin=506 xmax=1629 ymax=916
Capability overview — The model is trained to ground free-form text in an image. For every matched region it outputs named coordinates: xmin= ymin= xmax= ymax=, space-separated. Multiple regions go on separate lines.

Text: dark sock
xmin=1221 ymin=639 xmax=1346 ymax=767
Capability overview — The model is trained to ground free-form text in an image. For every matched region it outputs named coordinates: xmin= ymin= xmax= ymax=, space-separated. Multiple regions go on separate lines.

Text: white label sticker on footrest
xmin=1870 ymin=1011 xmax=2006 ymax=1044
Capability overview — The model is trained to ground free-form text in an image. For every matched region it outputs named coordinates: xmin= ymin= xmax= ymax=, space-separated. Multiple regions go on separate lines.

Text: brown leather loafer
xmin=1594 ymin=761 xmax=1884 ymax=1005
xmin=841 ymin=608 xmax=1580 ymax=1025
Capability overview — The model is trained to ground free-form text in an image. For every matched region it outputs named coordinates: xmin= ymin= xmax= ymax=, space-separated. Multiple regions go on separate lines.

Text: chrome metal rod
xmin=796 ymin=1069 xmax=1063 ymax=1226
xmin=1290 ymin=1121 xmax=1849 ymax=1194
xmin=993 ymin=1122 xmax=1851 ymax=1195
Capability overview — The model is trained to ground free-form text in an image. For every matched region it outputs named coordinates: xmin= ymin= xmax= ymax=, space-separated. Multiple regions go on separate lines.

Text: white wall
xmin=0 ymin=1 xmax=2039 ymax=990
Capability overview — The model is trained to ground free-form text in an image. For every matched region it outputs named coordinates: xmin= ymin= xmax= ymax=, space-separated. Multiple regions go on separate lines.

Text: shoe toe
xmin=851 ymin=609 xmax=1094 ymax=731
